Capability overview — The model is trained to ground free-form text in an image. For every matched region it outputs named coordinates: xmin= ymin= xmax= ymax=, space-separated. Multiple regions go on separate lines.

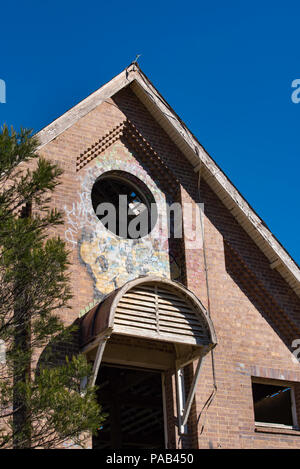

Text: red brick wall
xmin=36 ymin=85 xmax=300 ymax=449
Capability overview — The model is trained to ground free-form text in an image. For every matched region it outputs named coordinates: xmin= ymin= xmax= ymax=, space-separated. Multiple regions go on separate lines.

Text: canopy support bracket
xmin=176 ymin=355 xmax=205 ymax=434
xmin=90 ymin=332 xmax=111 ymax=387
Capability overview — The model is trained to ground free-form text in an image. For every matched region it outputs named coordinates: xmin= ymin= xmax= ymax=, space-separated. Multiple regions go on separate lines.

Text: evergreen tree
xmin=0 ymin=125 xmax=105 ymax=449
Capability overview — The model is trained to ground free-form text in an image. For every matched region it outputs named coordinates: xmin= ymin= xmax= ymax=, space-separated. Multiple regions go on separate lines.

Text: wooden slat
xmin=115 ymin=314 xmax=157 ymax=326
xmin=157 ymin=297 xmax=193 ymax=308
xmin=117 ymin=302 xmax=156 ymax=314
xmin=124 ymin=292 xmax=156 ymax=304
xmin=159 ymin=326 xmax=206 ymax=339
xmin=159 ymin=327 xmax=194 ymax=337
xmin=120 ymin=296 xmax=157 ymax=309
xmin=158 ymin=314 xmax=204 ymax=327
xmin=158 ymin=309 xmax=198 ymax=321
xmin=114 ymin=318 xmax=157 ymax=331
xmin=133 ymin=285 xmax=156 ymax=293
xmin=115 ymin=309 xmax=157 ymax=321
xmin=114 ymin=324 xmax=202 ymax=345
xmin=157 ymin=290 xmax=188 ymax=302
xmin=159 ymin=320 xmax=205 ymax=333
xmin=157 ymin=303 xmax=195 ymax=314
xmin=130 ymin=287 xmax=157 ymax=297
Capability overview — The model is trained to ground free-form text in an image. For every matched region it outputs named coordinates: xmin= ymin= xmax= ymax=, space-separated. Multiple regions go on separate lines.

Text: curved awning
xmin=80 ymin=276 xmax=217 ymax=358
xmin=81 ymin=277 xmax=217 ymax=432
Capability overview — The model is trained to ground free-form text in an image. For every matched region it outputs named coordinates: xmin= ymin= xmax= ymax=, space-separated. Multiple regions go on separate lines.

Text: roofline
xmin=35 ymin=63 xmax=300 ymax=297
xmin=35 ymin=66 xmax=136 ymax=148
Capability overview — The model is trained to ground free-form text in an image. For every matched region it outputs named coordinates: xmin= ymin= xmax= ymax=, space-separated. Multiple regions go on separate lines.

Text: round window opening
xmin=91 ymin=171 xmax=158 ymax=239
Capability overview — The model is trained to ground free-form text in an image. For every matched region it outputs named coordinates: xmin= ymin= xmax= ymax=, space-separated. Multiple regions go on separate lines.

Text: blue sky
xmin=0 ymin=0 xmax=299 ymax=264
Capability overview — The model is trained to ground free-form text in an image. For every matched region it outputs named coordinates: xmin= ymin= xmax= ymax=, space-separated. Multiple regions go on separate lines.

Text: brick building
xmin=35 ymin=63 xmax=300 ymax=449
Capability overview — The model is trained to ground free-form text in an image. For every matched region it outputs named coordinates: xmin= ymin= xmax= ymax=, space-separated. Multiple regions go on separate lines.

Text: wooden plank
xmin=114 ymin=324 xmax=201 ymax=345
xmin=115 ymin=309 xmax=157 ymax=321
xmin=157 ymin=289 xmax=186 ymax=299
xmin=114 ymin=316 xmax=157 ymax=328
xmin=120 ymin=296 xmax=157 ymax=309
xmin=117 ymin=302 xmax=156 ymax=314
xmin=159 ymin=328 xmax=193 ymax=337
xmin=158 ymin=303 xmax=194 ymax=314
xmin=133 ymin=285 xmax=156 ymax=293
xmin=158 ymin=314 xmax=204 ymax=327
xmin=158 ymin=309 xmax=198 ymax=321
xmin=114 ymin=318 xmax=157 ymax=330
xmin=124 ymin=292 xmax=156 ymax=304
xmin=159 ymin=320 xmax=206 ymax=333
xmin=158 ymin=297 xmax=192 ymax=308
xmin=115 ymin=312 xmax=157 ymax=325
xmin=131 ymin=288 xmax=156 ymax=298
xmin=159 ymin=325 xmax=206 ymax=338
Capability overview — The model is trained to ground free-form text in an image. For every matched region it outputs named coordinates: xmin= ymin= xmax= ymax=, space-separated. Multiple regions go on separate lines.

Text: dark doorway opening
xmin=93 ymin=364 xmax=165 ymax=449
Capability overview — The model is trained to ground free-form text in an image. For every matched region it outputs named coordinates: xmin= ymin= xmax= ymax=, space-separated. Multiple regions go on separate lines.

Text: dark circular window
xmin=91 ymin=171 xmax=157 ymax=239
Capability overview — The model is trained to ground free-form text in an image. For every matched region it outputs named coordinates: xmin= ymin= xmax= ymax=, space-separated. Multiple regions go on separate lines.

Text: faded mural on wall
xmin=63 ymin=143 xmax=173 ymax=304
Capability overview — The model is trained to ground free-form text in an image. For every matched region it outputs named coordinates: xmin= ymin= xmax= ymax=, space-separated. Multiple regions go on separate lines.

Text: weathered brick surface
xmin=35 ymin=85 xmax=300 ymax=449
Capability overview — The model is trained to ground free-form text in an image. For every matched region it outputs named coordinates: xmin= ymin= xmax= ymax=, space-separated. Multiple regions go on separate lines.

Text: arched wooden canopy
xmin=80 ymin=276 xmax=217 ymax=360
xmin=81 ymin=277 xmax=217 ymax=433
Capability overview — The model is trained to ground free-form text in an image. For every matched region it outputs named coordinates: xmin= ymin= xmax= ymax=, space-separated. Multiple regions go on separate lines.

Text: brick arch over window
xmin=80 ymin=276 xmax=217 ymax=368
